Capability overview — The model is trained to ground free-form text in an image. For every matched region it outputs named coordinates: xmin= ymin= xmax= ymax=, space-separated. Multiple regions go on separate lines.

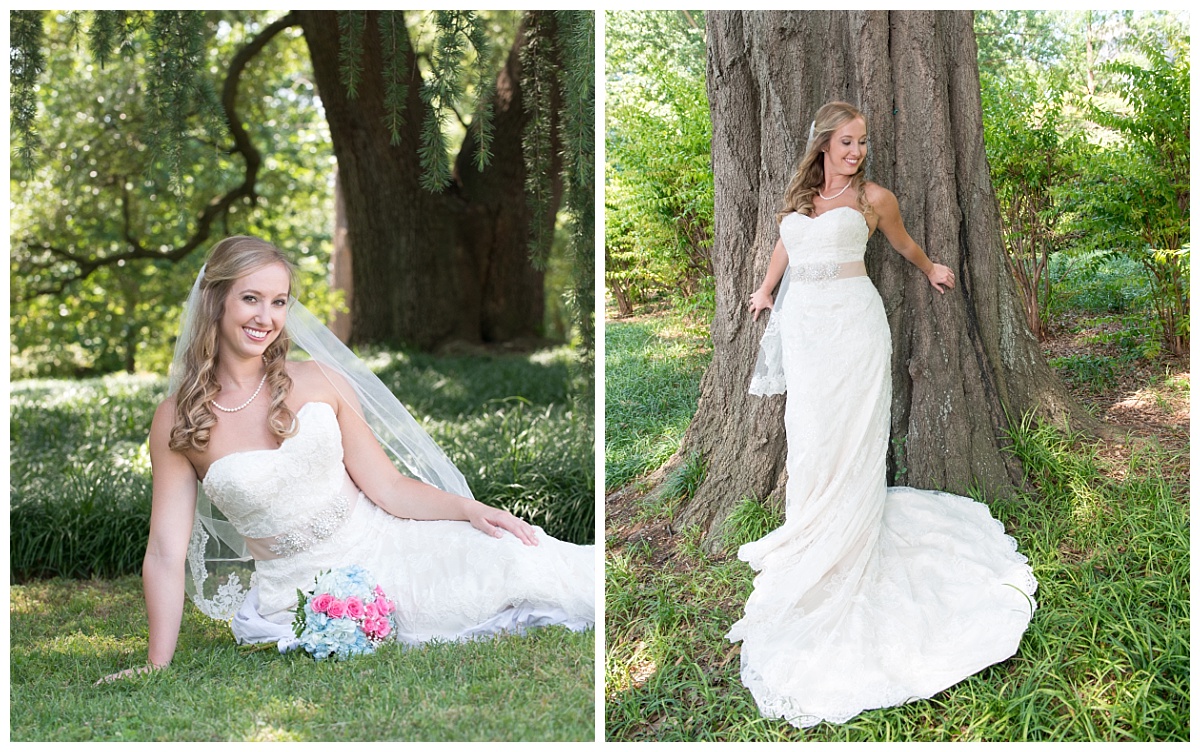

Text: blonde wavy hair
xmin=169 ymin=236 xmax=298 ymax=453
xmin=777 ymin=101 xmax=872 ymax=223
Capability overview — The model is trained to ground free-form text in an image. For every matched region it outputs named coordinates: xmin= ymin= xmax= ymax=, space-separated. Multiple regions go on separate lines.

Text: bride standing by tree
xmin=729 ymin=101 xmax=1037 ymax=728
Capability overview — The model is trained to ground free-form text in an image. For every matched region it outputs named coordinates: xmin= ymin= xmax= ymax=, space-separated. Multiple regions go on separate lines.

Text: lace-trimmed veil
xmin=750 ymin=120 xmax=824 ymax=396
xmin=172 ymin=266 xmax=474 ymax=621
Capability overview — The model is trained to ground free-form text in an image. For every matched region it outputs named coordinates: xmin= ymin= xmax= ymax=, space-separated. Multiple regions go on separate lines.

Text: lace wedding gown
xmin=200 ymin=401 xmax=594 ymax=646
xmin=728 ymin=207 xmax=1037 ymax=728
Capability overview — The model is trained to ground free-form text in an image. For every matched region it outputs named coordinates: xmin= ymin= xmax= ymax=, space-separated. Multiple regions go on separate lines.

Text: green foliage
xmin=606 ymin=11 xmax=713 ymax=314
xmin=1066 ymin=36 xmax=1189 ymax=354
xmin=9 ymin=11 xmax=336 ymax=377
xmin=419 ymin=12 xmax=491 ymax=191
xmin=718 ymin=497 xmax=783 ymax=554
xmin=145 ymin=11 xmax=222 ymax=187
xmin=9 ymin=10 xmax=47 ymax=170
xmin=660 ymin=452 xmax=706 ymax=505
xmin=10 ymin=375 xmax=160 ymax=579
xmin=336 ymin=10 xmax=367 ymax=98
xmin=977 ymin=11 xmax=1189 ymax=355
xmin=377 ymin=11 xmax=411 ymax=145
xmin=11 ymin=578 xmax=593 ymax=741
xmin=1048 ymin=353 xmax=1120 ymax=392
xmin=555 ymin=11 xmax=597 ymax=364
xmin=980 ymin=66 xmax=1081 ymax=337
xmin=605 ymin=313 xmax=712 ymax=490
xmin=10 ymin=345 xmax=593 ymax=583
xmin=11 ymin=10 xmax=594 ymax=375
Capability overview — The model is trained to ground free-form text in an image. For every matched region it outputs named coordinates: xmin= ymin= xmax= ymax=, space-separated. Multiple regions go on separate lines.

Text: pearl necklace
xmin=212 ymin=372 xmax=267 ymax=413
xmin=818 ymin=180 xmax=852 ymax=201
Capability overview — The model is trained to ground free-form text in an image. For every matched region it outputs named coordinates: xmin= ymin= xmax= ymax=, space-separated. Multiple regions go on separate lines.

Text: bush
xmin=10 ymin=349 xmax=594 ymax=580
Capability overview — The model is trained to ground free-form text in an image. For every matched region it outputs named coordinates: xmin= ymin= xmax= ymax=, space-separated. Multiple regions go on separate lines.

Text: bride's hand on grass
xmin=96 ymin=664 xmax=160 ymax=685
xmin=469 ymin=504 xmax=539 ymax=546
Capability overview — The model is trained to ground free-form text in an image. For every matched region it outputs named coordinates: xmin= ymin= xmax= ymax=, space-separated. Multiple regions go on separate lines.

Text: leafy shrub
xmin=10 ymin=349 xmax=594 ymax=580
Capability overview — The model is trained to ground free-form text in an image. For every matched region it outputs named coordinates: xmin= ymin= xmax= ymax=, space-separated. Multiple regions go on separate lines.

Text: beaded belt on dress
xmin=789 ymin=260 xmax=867 ymax=283
xmin=242 ymin=481 xmax=362 ymax=560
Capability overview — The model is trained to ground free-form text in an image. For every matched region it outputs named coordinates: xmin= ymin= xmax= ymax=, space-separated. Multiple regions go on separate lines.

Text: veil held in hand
xmin=172 ymin=265 xmax=473 ymax=621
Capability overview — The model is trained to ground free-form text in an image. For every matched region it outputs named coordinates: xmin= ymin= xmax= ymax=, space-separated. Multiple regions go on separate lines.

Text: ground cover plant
xmin=603 ymin=281 xmax=1189 ymax=741
xmin=10 ymin=345 xmax=595 ymax=741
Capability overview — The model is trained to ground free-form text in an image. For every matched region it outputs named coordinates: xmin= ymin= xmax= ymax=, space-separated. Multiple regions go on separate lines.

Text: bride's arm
xmin=868 ymin=185 xmax=955 ymax=293
xmin=99 ymin=402 xmax=197 ymax=682
xmin=748 ymin=238 xmax=788 ymax=321
xmin=329 ymin=376 xmax=539 ymax=546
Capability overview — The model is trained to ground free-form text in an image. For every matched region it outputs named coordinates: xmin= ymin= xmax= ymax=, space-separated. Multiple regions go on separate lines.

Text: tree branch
xmin=23 ymin=11 xmax=301 ymax=298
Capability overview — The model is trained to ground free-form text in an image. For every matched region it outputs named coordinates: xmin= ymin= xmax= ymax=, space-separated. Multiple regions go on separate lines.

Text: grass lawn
xmin=10 ymin=345 xmax=596 ymax=741
xmin=603 ymin=305 xmax=1189 ymax=742
xmin=10 ymin=577 xmax=594 ymax=741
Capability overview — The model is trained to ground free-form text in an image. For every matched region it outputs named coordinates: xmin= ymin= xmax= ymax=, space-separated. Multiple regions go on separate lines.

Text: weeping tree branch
xmin=18 ymin=11 xmax=300 ymax=298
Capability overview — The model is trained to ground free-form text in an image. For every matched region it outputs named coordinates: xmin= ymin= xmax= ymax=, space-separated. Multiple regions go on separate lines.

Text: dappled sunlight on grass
xmin=244 ymin=724 xmax=307 ymax=742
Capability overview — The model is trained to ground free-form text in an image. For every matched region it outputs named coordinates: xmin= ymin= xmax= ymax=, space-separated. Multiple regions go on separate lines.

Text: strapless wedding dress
xmin=729 ymin=207 xmax=1037 ymax=727
xmin=201 ymin=401 xmax=594 ymax=646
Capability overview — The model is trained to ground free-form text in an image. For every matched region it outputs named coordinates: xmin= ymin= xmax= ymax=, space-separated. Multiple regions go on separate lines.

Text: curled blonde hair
xmin=777 ymin=101 xmax=872 ymax=222
xmin=170 ymin=236 xmax=298 ymax=453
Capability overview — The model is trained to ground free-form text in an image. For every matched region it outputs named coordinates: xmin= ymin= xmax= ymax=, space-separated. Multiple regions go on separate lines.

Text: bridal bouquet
xmin=292 ymin=565 xmax=397 ymax=660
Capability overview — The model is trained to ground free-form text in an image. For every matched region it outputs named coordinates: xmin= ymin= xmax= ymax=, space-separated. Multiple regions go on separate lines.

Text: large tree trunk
xmin=675 ymin=10 xmax=1093 ymax=547
xmin=297 ymin=11 xmax=548 ymax=349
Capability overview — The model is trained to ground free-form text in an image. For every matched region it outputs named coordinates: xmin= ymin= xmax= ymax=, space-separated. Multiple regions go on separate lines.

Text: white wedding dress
xmin=728 ymin=207 xmax=1037 ymax=728
xmin=200 ymin=401 xmax=594 ymax=646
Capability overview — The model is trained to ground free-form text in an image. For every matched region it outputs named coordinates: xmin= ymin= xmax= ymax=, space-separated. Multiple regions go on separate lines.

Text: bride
xmin=731 ymin=101 xmax=1037 ymax=728
xmin=102 ymin=235 xmax=594 ymax=681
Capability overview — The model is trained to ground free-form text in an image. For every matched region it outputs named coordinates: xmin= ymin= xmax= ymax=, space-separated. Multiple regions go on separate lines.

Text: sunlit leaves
xmin=605 ymin=11 xmax=713 ymax=311
xmin=11 ymin=11 xmax=335 ymax=376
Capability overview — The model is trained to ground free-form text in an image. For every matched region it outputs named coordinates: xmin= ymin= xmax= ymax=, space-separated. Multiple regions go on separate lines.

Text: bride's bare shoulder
xmin=863 ymin=181 xmax=896 ymax=204
xmin=863 ymin=182 xmax=901 ymax=217
xmin=286 ymin=360 xmax=350 ymax=406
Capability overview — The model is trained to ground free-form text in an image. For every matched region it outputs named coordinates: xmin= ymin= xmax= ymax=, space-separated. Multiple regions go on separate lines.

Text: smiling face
xmin=217 ymin=262 xmax=291 ymax=361
xmin=823 ymin=117 xmax=867 ymax=182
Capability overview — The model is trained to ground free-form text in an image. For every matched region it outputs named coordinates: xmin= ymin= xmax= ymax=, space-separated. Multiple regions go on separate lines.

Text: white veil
xmin=172 ymin=265 xmax=473 ymax=621
xmin=750 ymin=120 xmax=821 ymax=397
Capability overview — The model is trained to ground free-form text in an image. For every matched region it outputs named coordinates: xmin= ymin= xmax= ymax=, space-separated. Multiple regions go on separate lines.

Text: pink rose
xmin=375 ymin=596 xmax=395 ymax=616
xmin=344 ymin=596 xmax=365 ymax=620
xmin=326 ymin=598 xmax=347 ymax=619
xmin=364 ymin=616 xmax=392 ymax=639
xmin=364 ymin=601 xmax=379 ymax=620
xmin=310 ymin=593 xmax=334 ymax=614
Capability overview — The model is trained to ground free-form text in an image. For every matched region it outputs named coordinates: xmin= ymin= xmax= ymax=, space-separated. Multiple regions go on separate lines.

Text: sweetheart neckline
xmin=200 ymin=401 xmax=335 ymax=484
xmin=786 ymin=205 xmax=867 ymax=225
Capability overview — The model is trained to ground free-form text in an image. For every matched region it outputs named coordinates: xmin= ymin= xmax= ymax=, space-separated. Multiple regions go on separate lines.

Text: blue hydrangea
xmin=294 ymin=566 xmax=390 ymax=661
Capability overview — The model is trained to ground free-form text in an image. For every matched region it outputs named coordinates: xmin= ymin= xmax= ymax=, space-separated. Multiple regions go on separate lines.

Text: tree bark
xmin=675 ymin=10 xmax=1093 ymax=546
xmin=297 ymin=11 xmax=548 ymax=349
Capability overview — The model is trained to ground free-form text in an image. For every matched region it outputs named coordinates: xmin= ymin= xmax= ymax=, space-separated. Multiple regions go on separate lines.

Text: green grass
xmin=603 ymin=297 xmax=1188 ymax=741
xmin=606 ymin=418 xmax=1189 ymax=741
xmin=9 ymin=577 xmax=594 ymax=741
xmin=10 ymin=346 xmax=596 ymax=740
xmin=10 ymin=346 xmax=593 ymax=581
xmin=605 ymin=313 xmax=712 ymax=489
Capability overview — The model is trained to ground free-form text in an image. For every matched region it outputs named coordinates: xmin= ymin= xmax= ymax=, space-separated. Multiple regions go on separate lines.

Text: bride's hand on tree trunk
xmin=749 ymin=288 xmax=775 ymax=321
xmin=926 ymin=263 xmax=955 ymax=293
